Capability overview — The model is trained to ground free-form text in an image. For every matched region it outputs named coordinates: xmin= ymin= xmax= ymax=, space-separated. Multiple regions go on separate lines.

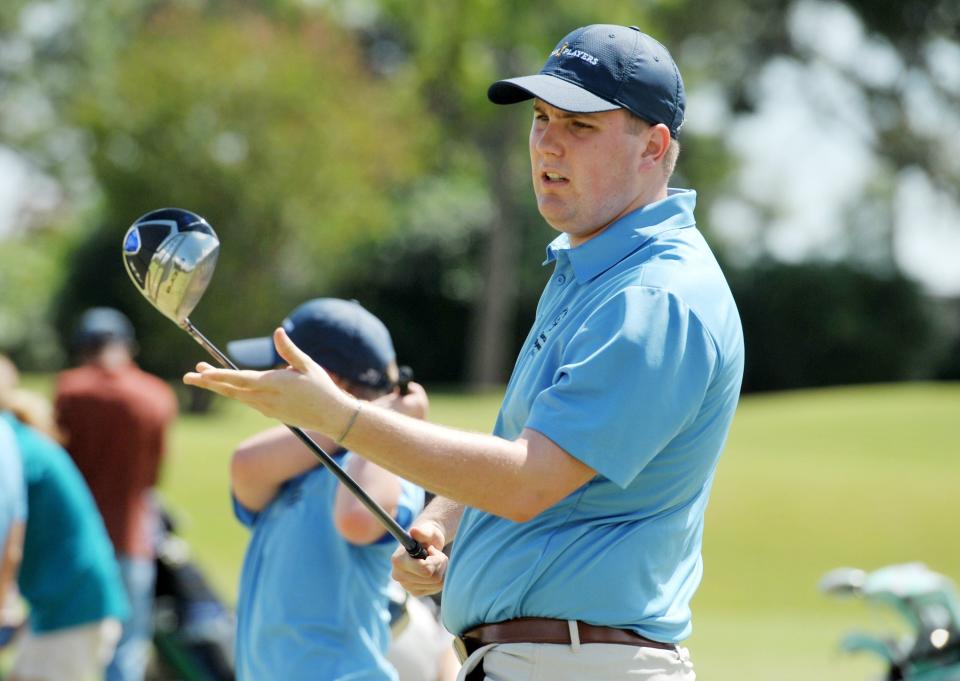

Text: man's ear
xmin=638 ymin=123 xmax=671 ymax=171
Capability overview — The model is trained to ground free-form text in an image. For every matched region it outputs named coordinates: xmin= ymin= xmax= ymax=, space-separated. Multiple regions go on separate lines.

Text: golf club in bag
xmin=148 ymin=499 xmax=235 ymax=681
xmin=820 ymin=563 xmax=960 ymax=680
xmin=121 ymin=208 xmax=427 ymax=559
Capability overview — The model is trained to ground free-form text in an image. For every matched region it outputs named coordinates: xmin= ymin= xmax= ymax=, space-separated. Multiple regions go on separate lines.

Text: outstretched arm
xmin=187 ymin=329 xmax=596 ymax=522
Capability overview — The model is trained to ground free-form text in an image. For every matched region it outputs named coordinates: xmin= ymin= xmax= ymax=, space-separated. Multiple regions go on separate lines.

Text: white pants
xmin=457 ymin=638 xmax=695 ymax=681
xmin=388 ymin=596 xmax=456 ymax=681
xmin=11 ymin=619 xmax=122 ymax=681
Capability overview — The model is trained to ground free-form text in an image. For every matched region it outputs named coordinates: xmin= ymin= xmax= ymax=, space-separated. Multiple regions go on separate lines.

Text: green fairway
xmin=688 ymin=382 xmax=960 ymax=680
xmin=14 ymin=379 xmax=960 ymax=680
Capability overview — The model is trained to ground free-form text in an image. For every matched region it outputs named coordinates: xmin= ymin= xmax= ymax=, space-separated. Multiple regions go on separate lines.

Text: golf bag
xmin=821 ymin=563 xmax=960 ymax=681
xmin=148 ymin=505 xmax=235 ymax=681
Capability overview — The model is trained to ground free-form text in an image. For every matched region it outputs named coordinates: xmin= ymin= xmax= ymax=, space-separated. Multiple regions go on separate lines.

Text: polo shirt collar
xmin=543 ymin=188 xmax=697 ymax=282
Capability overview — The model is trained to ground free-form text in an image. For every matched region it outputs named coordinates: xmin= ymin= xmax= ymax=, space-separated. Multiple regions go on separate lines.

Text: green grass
xmin=12 ymin=378 xmax=960 ymax=680
xmin=689 ymin=383 xmax=960 ymax=680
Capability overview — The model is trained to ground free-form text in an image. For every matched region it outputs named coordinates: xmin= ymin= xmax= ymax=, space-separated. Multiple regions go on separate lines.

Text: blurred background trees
xmin=1 ymin=0 xmax=957 ymax=400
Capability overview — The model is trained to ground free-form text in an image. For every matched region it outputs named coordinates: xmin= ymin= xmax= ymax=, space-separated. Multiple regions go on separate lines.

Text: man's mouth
xmin=542 ymin=171 xmax=569 ymax=185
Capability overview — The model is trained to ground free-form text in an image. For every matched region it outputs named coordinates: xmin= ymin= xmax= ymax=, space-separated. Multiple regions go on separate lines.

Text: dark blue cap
xmin=227 ymin=298 xmax=397 ymax=391
xmin=488 ymin=24 xmax=685 ymax=138
xmin=73 ymin=307 xmax=135 ymax=347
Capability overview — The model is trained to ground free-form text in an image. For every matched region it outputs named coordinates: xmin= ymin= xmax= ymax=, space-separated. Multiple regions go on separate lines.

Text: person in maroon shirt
xmin=55 ymin=307 xmax=177 ymax=681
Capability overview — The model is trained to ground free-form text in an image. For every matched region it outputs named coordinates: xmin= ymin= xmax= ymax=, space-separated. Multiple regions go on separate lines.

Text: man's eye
xmin=572 ymin=120 xmax=593 ymax=129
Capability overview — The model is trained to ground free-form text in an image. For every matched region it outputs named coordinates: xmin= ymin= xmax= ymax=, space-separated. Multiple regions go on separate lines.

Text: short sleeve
xmin=526 ymin=286 xmax=716 ymax=488
xmin=231 ymin=493 xmax=260 ymax=529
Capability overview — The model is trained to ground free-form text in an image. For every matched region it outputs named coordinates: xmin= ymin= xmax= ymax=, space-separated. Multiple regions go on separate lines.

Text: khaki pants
xmin=457 ymin=639 xmax=695 ymax=681
xmin=11 ymin=619 xmax=122 ymax=681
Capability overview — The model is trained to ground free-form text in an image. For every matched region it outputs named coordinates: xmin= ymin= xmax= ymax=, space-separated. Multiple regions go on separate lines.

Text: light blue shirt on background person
xmin=0 ymin=415 xmax=26 ymax=549
xmin=442 ymin=188 xmax=745 ymax=644
xmin=232 ymin=451 xmax=425 ymax=681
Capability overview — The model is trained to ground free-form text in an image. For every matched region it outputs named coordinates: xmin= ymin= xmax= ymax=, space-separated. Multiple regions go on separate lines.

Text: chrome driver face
xmin=122 ymin=208 xmax=220 ymax=326
xmin=142 ymin=230 xmax=220 ymax=326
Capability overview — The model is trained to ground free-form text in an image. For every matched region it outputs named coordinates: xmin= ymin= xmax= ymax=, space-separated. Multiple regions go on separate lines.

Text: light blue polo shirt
xmin=233 ymin=452 xmax=424 ymax=681
xmin=442 ymin=189 xmax=744 ymax=643
xmin=0 ymin=415 xmax=26 ymax=549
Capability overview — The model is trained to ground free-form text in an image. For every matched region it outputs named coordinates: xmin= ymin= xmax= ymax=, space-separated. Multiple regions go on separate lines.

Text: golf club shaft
xmin=182 ymin=319 xmax=428 ymax=559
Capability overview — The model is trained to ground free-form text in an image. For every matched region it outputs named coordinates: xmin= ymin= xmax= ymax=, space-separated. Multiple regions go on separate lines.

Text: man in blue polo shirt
xmin=186 ymin=24 xmax=744 ymax=681
xmin=225 ymin=298 xmax=427 ymax=681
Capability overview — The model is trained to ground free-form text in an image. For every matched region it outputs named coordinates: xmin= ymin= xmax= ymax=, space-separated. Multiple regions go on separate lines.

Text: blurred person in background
xmin=55 ymin=308 xmax=178 ymax=681
xmin=0 ymin=356 xmax=33 ymax=647
xmin=0 ymin=356 xmax=61 ymax=444
xmin=386 ymin=485 xmax=459 ymax=681
xmin=0 ymin=374 xmax=27 ymax=653
xmin=226 ymin=298 xmax=429 ymax=681
xmin=0 ymin=354 xmax=129 ymax=681
xmin=386 ymin=585 xmax=460 ymax=681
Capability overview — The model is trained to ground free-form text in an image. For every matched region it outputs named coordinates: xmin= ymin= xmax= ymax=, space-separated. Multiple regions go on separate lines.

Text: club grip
xmin=405 ymin=538 xmax=428 ymax=560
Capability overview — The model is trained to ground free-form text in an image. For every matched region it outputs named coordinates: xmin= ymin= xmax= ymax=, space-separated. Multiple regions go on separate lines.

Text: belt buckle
xmin=453 ymin=635 xmax=469 ymax=664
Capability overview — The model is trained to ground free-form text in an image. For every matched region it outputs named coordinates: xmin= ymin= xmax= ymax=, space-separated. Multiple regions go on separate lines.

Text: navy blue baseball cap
xmin=227 ymin=298 xmax=397 ymax=391
xmin=488 ymin=24 xmax=685 ymax=138
xmin=72 ymin=307 xmax=135 ymax=348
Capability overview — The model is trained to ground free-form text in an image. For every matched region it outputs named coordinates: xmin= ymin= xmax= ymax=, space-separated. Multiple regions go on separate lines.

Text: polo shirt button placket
xmin=555 ymin=273 xmax=567 ymax=285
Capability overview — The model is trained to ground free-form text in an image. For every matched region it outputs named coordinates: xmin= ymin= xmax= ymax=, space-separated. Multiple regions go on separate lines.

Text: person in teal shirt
xmin=2 ymin=411 xmax=129 ymax=681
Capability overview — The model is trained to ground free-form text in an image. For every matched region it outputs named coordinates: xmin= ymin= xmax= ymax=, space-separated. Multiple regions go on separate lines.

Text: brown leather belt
xmin=454 ymin=617 xmax=675 ymax=662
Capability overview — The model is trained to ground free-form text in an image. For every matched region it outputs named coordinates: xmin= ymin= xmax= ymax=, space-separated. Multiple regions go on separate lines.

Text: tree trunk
xmin=467 ymin=123 xmax=522 ymax=389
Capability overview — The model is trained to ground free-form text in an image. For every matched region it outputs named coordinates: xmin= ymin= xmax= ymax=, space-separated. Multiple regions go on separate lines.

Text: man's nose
xmin=533 ymin=122 xmax=563 ymax=156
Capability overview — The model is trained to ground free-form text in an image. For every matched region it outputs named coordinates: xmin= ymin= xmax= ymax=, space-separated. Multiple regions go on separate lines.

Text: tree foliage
xmin=731 ymin=262 xmax=938 ymax=391
xmin=337 ymin=0 xmax=691 ymax=385
xmin=0 ymin=0 xmax=956 ymax=394
xmin=50 ymin=3 xmax=430 ymax=378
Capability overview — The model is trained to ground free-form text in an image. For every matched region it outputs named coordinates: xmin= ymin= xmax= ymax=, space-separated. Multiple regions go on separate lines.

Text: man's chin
xmin=536 ymin=203 xmax=573 ymax=232
xmin=540 ymin=216 xmax=570 ymax=236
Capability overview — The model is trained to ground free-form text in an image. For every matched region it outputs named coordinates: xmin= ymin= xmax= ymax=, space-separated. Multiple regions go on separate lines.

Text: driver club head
xmin=122 ymin=208 xmax=220 ymax=326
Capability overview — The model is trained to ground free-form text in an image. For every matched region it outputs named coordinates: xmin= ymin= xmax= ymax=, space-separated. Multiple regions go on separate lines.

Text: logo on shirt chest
xmin=531 ymin=307 xmax=569 ymax=355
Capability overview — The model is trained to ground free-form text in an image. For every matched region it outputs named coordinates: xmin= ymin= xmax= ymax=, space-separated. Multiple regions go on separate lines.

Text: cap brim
xmin=488 ymin=74 xmax=620 ymax=113
xmin=226 ymin=337 xmax=280 ymax=369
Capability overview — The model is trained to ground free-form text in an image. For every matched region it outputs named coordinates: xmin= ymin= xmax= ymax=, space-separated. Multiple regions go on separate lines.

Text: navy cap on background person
xmin=72 ymin=307 xmax=136 ymax=349
xmin=487 ymin=24 xmax=685 ymax=138
xmin=227 ymin=298 xmax=397 ymax=391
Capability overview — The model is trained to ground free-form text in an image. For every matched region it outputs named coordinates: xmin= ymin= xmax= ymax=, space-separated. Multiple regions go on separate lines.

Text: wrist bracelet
xmin=336 ymin=401 xmax=363 ymax=444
